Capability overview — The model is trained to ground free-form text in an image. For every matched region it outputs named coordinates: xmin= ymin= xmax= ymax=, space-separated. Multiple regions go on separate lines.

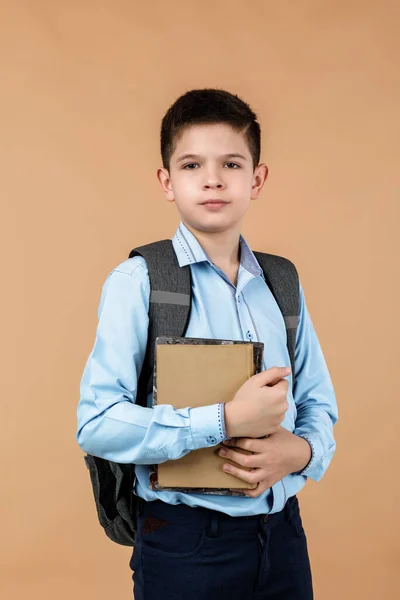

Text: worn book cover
xmin=148 ymin=337 xmax=264 ymax=496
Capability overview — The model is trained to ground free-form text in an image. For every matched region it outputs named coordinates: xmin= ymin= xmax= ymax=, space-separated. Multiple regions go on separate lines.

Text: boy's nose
xmin=204 ymin=181 xmax=224 ymax=189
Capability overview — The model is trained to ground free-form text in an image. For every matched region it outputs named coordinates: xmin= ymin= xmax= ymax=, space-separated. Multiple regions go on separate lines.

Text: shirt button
xmin=246 ymin=331 xmax=253 ymax=340
xmin=207 ymin=436 xmax=217 ymax=444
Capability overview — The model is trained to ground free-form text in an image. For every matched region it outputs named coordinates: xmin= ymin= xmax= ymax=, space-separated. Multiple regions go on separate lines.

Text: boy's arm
xmin=292 ymin=281 xmax=338 ymax=482
xmin=76 ymin=258 xmax=228 ymax=465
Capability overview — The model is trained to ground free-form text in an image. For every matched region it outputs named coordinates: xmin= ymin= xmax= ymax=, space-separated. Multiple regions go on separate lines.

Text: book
xmin=148 ymin=336 xmax=264 ymax=496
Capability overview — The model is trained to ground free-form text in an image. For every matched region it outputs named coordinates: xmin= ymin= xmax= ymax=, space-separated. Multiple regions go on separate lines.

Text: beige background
xmin=2 ymin=1 xmax=399 ymax=598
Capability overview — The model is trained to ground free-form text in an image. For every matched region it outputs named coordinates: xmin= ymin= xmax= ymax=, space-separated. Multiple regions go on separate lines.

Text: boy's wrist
xmin=290 ymin=434 xmax=313 ymax=474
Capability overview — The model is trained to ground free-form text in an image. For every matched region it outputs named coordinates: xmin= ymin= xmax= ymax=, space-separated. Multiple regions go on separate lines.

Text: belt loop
xmin=208 ymin=514 xmax=220 ymax=537
xmin=284 ymin=495 xmax=293 ymax=522
xmin=135 ymin=496 xmax=145 ymax=517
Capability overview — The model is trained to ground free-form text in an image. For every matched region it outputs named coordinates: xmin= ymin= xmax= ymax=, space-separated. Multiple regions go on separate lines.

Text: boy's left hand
xmin=218 ymin=427 xmax=312 ymax=498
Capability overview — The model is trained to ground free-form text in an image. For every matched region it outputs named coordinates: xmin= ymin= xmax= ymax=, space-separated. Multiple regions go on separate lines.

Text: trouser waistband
xmin=136 ymin=495 xmax=298 ymax=533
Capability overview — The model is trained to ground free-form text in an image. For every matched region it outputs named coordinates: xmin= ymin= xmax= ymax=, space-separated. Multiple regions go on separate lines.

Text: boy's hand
xmin=224 ymin=366 xmax=291 ymax=439
xmin=217 ymin=427 xmax=312 ymax=498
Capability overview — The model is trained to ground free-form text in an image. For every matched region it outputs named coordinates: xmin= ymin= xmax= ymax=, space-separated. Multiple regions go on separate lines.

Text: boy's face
xmin=157 ymin=123 xmax=268 ymax=235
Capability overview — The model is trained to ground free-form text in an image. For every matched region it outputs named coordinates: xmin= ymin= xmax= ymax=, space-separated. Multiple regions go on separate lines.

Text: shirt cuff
xmin=295 ymin=433 xmax=330 ymax=481
xmin=189 ymin=403 xmax=228 ymax=449
xmin=219 ymin=402 xmax=232 ymax=441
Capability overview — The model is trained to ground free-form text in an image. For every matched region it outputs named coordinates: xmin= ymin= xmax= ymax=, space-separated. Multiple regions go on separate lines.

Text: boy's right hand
xmin=224 ymin=367 xmax=291 ymax=439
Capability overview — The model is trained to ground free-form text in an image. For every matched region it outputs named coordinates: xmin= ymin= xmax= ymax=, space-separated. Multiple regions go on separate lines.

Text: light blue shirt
xmin=76 ymin=221 xmax=338 ymax=516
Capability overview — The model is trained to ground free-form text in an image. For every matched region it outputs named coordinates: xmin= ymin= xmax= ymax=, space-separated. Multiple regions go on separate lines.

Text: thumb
xmin=251 ymin=366 xmax=291 ymax=388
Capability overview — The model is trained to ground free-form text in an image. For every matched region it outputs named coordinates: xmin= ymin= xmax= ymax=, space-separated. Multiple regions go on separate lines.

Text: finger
xmin=243 ymin=481 xmax=269 ymax=498
xmin=218 ymin=447 xmax=263 ymax=468
xmin=222 ymin=463 xmax=261 ymax=484
xmin=243 ymin=485 xmax=260 ymax=498
xmin=273 ymin=378 xmax=290 ymax=391
xmin=222 ymin=438 xmax=237 ymax=446
xmin=223 ymin=437 xmax=267 ymax=453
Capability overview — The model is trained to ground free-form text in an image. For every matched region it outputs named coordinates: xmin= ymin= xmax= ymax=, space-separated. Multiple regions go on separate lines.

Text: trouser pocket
xmin=138 ymin=512 xmax=208 ymax=559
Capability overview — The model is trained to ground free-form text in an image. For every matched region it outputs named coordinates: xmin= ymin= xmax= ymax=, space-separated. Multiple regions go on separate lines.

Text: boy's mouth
xmin=200 ymin=199 xmax=229 ymax=209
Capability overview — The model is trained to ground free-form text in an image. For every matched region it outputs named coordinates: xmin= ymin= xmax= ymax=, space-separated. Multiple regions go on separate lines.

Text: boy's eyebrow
xmin=176 ymin=153 xmax=248 ymax=163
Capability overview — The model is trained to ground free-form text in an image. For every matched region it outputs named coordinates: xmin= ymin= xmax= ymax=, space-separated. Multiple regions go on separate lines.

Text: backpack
xmin=83 ymin=239 xmax=300 ymax=546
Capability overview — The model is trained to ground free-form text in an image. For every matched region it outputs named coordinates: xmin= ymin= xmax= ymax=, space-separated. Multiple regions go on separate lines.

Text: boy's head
xmin=157 ymin=88 xmax=268 ymax=236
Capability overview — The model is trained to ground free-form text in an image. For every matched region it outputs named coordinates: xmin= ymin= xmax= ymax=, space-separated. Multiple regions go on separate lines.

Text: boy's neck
xmin=182 ymin=221 xmax=241 ymax=269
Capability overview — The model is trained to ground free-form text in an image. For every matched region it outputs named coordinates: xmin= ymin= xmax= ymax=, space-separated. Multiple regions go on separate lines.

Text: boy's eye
xmin=182 ymin=162 xmax=240 ymax=170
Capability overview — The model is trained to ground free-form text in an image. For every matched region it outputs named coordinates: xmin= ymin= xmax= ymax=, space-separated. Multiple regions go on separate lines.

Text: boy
xmin=76 ymin=88 xmax=338 ymax=599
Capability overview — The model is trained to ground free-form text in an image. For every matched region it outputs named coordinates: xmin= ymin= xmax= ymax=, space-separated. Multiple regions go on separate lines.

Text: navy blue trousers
xmin=129 ymin=495 xmax=313 ymax=599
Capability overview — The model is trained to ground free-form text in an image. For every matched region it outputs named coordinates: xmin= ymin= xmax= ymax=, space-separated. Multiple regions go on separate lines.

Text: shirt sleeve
xmin=76 ymin=258 xmax=226 ymax=465
xmin=292 ymin=281 xmax=338 ymax=482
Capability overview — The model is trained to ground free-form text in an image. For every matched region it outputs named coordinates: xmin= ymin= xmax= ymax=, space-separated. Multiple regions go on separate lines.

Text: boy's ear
xmin=157 ymin=167 xmax=175 ymax=202
xmin=250 ymin=163 xmax=269 ymax=200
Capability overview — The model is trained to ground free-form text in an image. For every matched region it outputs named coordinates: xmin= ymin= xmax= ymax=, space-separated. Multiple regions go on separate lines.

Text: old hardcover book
xmin=149 ymin=337 xmax=264 ymax=496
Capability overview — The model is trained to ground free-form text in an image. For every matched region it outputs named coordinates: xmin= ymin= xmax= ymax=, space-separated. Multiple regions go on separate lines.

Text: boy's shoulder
xmin=107 ymin=255 xmax=149 ymax=285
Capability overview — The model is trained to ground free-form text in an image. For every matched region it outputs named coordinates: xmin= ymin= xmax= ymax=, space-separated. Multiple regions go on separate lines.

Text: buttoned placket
xmin=209 ymin=260 xmax=260 ymax=346
xmin=235 ymin=269 xmax=259 ymax=345
xmin=175 ymin=223 xmax=263 ymax=349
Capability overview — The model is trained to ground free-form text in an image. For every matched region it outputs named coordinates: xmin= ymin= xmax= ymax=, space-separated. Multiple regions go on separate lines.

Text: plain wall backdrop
xmin=2 ymin=1 xmax=399 ymax=598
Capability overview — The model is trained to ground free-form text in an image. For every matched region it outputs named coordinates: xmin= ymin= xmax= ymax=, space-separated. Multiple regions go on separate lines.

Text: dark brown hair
xmin=160 ymin=88 xmax=261 ymax=171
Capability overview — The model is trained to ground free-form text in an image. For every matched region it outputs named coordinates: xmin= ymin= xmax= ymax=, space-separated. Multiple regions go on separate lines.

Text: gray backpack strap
xmin=253 ymin=252 xmax=300 ymax=384
xmin=128 ymin=240 xmax=192 ymax=406
xmin=83 ymin=241 xmax=191 ymax=549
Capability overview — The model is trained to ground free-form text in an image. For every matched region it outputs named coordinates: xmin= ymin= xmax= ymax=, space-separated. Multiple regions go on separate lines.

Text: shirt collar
xmin=171 ymin=221 xmax=263 ymax=278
